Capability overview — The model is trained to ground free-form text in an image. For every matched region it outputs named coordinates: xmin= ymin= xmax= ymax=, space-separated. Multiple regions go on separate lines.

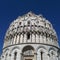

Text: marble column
xmin=20 ymin=53 xmax=23 ymax=60
xmin=19 ymin=34 xmax=21 ymax=43
xmin=32 ymin=34 xmax=35 ymax=43
xmin=24 ymin=34 xmax=27 ymax=43
xmin=20 ymin=34 xmax=23 ymax=43
xmin=34 ymin=53 xmax=37 ymax=60
xmin=16 ymin=52 xmax=21 ymax=60
xmin=16 ymin=34 xmax=19 ymax=44
xmin=9 ymin=54 xmax=11 ymax=60
xmin=10 ymin=54 xmax=14 ymax=60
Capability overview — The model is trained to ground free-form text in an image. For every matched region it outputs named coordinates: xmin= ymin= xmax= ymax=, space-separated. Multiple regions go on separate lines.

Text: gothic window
xmin=14 ymin=52 xmax=17 ymax=60
xmin=27 ymin=32 xmax=30 ymax=39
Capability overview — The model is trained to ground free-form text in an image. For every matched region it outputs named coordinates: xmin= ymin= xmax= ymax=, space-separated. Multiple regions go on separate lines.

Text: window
xmin=14 ymin=52 xmax=17 ymax=60
xmin=28 ymin=21 xmax=30 ymax=25
xmin=41 ymin=51 xmax=43 ymax=60
xmin=36 ymin=21 xmax=39 ymax=24
xmin=29 ymin=14 xmax=31 ymax=16
xmin=22 ymin=46 xmax=34 ymax=56
xmin=51 ymin=51 xmax=54 ymax=56
xmin=49 ymin=24 xmax=51 ymax=27
xmin=19 ymin=22 xmax=21 ymax=25
xmin=27 ymin=32 xmax=30 ymax=39
xmin=24 ymin=49 xmax=33 ymax=55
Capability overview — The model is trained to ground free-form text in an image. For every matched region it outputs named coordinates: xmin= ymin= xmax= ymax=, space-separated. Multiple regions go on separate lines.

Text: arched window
xmin=27 ymin=21 xmax=30 ymax=26
xmin=14 ymin=52 xmax=17 ymax=60
xmin=51 ymin=51 xmax=54 ymax=56
xmin=22 ymin=46 xmax=35 ymax=60
xmin=19 ymin=22 xmax=21 ymax=25
xmin=27 ymin=32 xmax=30 ymax=40
xmin=22 ymin=46 xmax=34 ymax=56
xmin=28 ymin=21 xmax=30 ymax=24
xmin=37 ymin=48 xmax=48 ymax=60
xmin=40 ymin=51 xmax=43 ymax=60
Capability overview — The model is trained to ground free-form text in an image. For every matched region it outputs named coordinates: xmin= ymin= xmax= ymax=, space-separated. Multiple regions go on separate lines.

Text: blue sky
xmin=0 ymin=0 xmax=60 ymax=55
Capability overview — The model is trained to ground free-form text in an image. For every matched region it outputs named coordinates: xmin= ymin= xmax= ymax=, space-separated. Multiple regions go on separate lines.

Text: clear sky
xmin=0 ymin=0 xmax=60 ymax=55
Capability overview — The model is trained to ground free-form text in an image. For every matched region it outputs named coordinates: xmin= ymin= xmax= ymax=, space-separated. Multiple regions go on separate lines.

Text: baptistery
xmin=1 ymin=12 xmax=60 ymax=60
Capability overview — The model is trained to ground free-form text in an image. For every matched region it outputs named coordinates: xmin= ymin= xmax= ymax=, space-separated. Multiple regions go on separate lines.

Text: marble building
xmin=0 ymin=12 xmax=60 ymax=60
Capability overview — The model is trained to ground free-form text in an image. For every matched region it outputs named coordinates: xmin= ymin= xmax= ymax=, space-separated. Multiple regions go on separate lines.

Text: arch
xmin=3 ymin=48 xmax=9 ymax=54
xmin=21 ymin=45 xmax=35 ymax=53
xmin=36 ymin=46 xmax=47 ymax=52
xmin=22 ymin=45 xmax=35 ymax=52
xmin=10 ymin=46 xmax=20 ymax=60
xmin=49 ymin=47 xmax=58 ymax=60
xmin=3 ymin=48 xmax=9 ymax=60
xmin=37 ymin=47 xmax=48 ymax=54
xmin=21 ymin=45 xmax=35 ymax=60
xmin=49 ymin=47 xmax=57 ymax=56
xmin=48 ymin=47 xmax=56 ymax=52
xmin=10 ymin=46 xmax=20 ymax=53
xmin=37 ymin=46 xmax=49 ymax=60
xmin=22 ymin=45 xmax=34 ymax=56
xmin=48 ymin=47 xmax=58 ymax=56
xmin=22 ymin=45 xmax=34 ymax=51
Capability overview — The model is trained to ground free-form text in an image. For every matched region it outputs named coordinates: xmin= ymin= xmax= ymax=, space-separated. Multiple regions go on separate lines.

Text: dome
xmin=1 ymin=12 xmax=60 ymax=60
xmin=3 ymin=12 xmax=58 ymax=48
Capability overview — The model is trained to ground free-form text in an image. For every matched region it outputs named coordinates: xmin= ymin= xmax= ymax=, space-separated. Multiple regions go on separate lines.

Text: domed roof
xmin=4 ymin=12 xmax=58 ymax=48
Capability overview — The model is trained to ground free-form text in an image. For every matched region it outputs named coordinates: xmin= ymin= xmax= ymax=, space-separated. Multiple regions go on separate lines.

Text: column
xmin=43 ymin=36 xmax=46 ymax=43
xmin=34 ymin=53 xmax=37 ymax=60
xmin=20 ymin=34 xmax=23 ymax=43
xmin=32 ymin=33 xmax=35 ymax=43
xmin=1 ymin=56 xmax=4 ymax=60
xmin=7 ymin=54 xmax=9 ymax=60
xmin=19 ymin=33 xmax=21 ymax=43
xmin=16 ymin=34 xmax=19 ymax=44
xmin=23 ymin=34 xmax=25 ymax=43
xmin=10 ymin=54 xmax=14 ymax=60
xmin=22 ymin=33 xmax=24 ymax=43
xmin=11 ymin=36 xmax=14 ymax=44
xmin=40 ymin=35 xmax=43 ymax=43
xmin=47 ymin=54 xmax=50 ymax=60
xmin=13 ymin=35 xmax=16 ymax=44
xmin=58 ymin=55 xmax=60 ymax=60
xmin=9 ymin=54 xmax=11 ymax=60
xmin=31 ymin=32 xmax=32 ymax=43
xmin=20 ymin=53 xmax=23 ymax=60
xmin=15 ymin=35 xmax=17 ymax=44
xmin=56 ymin=56 xmax=58 ymax=60
xmin=16 ymin=52 xmax=20 ymax=60
xmin=36 ymin=34 xmax=39 ymax=43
